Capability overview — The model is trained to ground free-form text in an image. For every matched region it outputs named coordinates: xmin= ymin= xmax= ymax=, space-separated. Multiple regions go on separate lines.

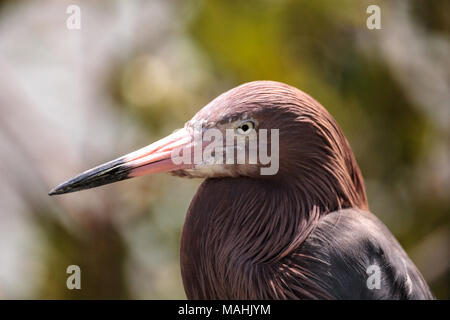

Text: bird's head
xmin=49 ymin=81 xmax=367 ymax=210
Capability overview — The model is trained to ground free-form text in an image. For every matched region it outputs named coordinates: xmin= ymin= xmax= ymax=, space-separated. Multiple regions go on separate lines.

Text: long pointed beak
xmin=49 ymin=128 xmax=193 ymax=195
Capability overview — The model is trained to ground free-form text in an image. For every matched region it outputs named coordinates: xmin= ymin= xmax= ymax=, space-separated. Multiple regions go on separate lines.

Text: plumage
xmin=180 ymin=81 xmax=432 ymax=299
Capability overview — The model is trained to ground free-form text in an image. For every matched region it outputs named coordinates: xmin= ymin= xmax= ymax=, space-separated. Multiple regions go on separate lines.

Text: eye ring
xmin=236 ymin=120 xmax=256 ymax=135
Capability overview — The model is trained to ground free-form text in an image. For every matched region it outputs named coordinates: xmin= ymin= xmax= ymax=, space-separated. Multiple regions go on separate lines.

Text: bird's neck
xmin=180 ymin=176 xmax=347 ymax=299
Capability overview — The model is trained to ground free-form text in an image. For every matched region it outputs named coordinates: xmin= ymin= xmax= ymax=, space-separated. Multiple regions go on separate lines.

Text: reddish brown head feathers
xmin=180 ymin=81 xmax=368 ymax=299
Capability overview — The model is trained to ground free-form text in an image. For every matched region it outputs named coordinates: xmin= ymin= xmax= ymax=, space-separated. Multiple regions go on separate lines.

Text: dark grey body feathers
xmin=298 ymin=209 xmax=434 ymax=299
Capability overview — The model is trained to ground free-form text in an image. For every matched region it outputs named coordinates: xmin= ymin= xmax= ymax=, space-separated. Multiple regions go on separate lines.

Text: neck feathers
xmin=181 ymin=161 xmax=366 ymax=299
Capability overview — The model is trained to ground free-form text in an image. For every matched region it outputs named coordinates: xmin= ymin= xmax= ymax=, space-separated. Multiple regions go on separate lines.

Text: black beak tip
xmin=47 ymin=158 xmax=131 ymax=197
xmin=48 ymin=181 xmax=73 ymax=196
xmin=48 ymin=186 xmax=63 ymax=196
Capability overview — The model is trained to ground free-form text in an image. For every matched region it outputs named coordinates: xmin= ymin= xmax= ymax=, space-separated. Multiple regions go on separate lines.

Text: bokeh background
xmin=0 ymin=0 xmax=448 ymax=299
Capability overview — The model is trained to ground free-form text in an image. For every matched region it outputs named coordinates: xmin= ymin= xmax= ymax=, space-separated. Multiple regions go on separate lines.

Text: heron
xmin=49 ymin=81 xmax=434 ymax=299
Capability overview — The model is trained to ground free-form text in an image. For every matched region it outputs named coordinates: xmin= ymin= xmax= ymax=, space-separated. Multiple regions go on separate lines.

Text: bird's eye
xmin=236 ymin=120 xmax=255 ymax=135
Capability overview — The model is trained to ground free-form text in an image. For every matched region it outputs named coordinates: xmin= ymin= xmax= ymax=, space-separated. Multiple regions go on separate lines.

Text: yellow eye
xmin=236 ymin=120 xmax=255 ymax=135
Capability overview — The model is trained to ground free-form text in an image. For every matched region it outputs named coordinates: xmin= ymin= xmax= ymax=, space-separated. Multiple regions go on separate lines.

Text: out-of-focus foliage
xmin=0 ymin=0 xmax=448 ymax=299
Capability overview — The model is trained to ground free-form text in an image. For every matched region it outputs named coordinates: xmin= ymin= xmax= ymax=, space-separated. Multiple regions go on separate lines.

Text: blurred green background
xmin=0 ymin=0 xmax=448 ymax=299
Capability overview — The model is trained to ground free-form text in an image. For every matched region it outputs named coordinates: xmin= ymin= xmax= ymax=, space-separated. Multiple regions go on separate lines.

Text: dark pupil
xmin=242 ymin=124 xmax=249 ymax=131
